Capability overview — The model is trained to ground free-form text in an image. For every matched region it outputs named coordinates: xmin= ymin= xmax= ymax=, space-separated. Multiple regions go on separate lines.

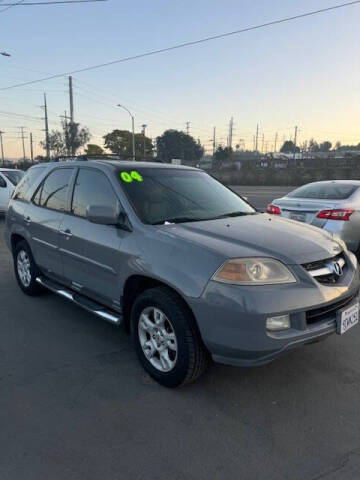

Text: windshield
xmin=287 ymin=183 xmax=358 ymax=200
xmin=1 ymin=170 xmax=24 ymax=186
xmin=117 ymin=168 xmax=255 ymax=225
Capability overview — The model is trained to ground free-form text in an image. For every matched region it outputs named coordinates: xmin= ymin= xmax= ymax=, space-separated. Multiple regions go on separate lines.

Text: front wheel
xmin=131 ymin=287 xmax=208 ymax=387
xmin=14 ymin=240 xmax=43 ymax=296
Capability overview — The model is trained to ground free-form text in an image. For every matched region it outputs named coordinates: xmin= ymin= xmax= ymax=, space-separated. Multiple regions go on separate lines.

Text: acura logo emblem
xmin=332 ymin=262 xmax=343 ymax=277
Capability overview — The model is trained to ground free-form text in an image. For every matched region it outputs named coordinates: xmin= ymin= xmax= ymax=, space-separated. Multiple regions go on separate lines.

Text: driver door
xmin=59 ymin=167 xmax=125 ymax=307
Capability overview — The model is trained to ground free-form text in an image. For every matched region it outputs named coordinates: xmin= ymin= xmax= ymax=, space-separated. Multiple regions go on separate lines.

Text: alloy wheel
xmin=138 ymin=306 xmax=178 ymax=372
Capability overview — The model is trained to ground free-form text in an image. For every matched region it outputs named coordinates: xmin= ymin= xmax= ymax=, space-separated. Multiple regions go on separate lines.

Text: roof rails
xmin=51 ymin=154 xmax=125 ymax=163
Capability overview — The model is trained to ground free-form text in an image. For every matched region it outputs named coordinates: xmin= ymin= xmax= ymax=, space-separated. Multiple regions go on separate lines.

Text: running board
xmin=36 ymin=277 xmax=123 ymax=326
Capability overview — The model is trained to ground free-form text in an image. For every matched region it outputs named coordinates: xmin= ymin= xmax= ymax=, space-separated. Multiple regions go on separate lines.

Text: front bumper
xmin=188 ymin=254 xmax=360 ymax=366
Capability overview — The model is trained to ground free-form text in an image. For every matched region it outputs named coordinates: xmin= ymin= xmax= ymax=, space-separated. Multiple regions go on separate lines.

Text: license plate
xmin=290 ymin=213 xmax=306 ymax=222
xmin=337 ymin=302 xmax=359 ymax=335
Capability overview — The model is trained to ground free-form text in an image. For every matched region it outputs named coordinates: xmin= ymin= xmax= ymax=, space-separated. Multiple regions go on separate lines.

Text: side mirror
xmin=0 ymin=178 xmax=6 ymax=188
xmin=86 ymin=205 xmax=119 ymax=225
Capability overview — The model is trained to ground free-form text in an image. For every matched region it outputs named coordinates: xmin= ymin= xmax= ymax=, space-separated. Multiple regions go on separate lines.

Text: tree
xmin=280 ymin=141 xmax=300 ymax=153
xmin=40 ymin=130 xmax=66 ymax=157
xmin=85 ymin=144 xmax=104 ymax=155
xmin=319 ymin=141 xmax=332 ymax=152
xmin=156 ymin=129 xmax=204 ymax=164
xmin=213 ymin=146 xmax=233 ymax=170
xmin=308 ymin=138 xmax=320 ymax=152
xmin=63 ymin=121 xmax=90 ymax=155
xmin=103 ymin=129 xmax=153 ymax=159
xmin=40 ymin=121 xmax=91 ymax=158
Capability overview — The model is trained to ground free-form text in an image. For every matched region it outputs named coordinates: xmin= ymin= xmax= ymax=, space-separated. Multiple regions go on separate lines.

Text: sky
xmin=1 ymin=0 xmax=360 ymax=159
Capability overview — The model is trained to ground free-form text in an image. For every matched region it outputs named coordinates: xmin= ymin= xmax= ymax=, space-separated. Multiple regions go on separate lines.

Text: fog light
xmin=266 ymin=314 xmax=290 ymax=331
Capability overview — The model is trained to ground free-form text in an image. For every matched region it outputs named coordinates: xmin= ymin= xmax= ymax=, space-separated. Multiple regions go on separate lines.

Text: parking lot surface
xmin=230 ymin=185 xmax=294 ymax=211
xmin=1 ymin=186 xmax=360 ymax=480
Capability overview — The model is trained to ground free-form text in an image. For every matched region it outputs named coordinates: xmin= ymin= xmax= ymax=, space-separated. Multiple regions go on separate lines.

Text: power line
xmin=0 ymin=0 xmax=26 ymax=14
xmin=1 ymin=1 xmax=360 ymax=90
xmin=0 ymin=0 xmax=106 ymax=5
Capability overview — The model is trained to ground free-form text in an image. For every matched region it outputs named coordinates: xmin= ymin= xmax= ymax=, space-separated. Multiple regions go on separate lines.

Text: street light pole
xmin=141 ymin=124 xmax=147 ymax=160
xmin=117 ymin=104 xmax=135 ymax=161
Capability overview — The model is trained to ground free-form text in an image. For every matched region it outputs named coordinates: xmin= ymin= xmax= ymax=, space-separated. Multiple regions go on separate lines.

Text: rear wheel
xmin=131 ymin=287 xmax=208 ymax=387
xmin=14 ymin=240 xmax=43 ymax=296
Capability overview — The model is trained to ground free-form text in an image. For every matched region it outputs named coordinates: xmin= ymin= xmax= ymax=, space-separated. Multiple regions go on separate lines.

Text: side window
xmin=34 ymin=168 xmax=73 ymax=212
xmin=13 ymin=167 xmax=46 ymax=202
xmin=72 ymin=169 xmax=118 ymax=218
xmin=0 ymin=175 xmax=6 ymax=188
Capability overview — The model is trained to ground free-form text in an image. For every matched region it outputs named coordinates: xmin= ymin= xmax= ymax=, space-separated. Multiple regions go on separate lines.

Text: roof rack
xmin=51 ymin=154 xmax=126 ymax=163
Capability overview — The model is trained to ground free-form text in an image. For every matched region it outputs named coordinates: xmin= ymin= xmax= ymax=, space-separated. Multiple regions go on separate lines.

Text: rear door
xmin=26 ymin=167 xmax=75 ymax=279
xmin=59 ymin=167 xmax=123 ymax=306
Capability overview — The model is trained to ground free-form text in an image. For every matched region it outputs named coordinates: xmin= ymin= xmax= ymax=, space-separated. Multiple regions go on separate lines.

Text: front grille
xmin=302 ymin=253 xmax=346 ymax=285
xmin=306 ymin=293 xmax=357 ymax=325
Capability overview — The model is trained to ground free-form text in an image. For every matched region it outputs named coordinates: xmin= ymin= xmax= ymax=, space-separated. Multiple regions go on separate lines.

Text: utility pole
xmin=261 ymin=134 xmax=264 ymax=153
xmin=19 ymin=127 xmax=26 ymax=161
xmin=0 ymin=131 xmax=4 ymax=166
xmin=293 ymin=125 xmax=298 ymax=163
xmin=60 ymin=111 xmax=71 ymax=156
xmin=274 ymin=132 xmax=278 ymax=153
xmin=69 ymin=76 xmax=74 ymax=124
xmin=42 ymin=93 xmax=50 ymax=161
xmin=255 ymin=124 xmax=259 ymax=152
xmin=30 ymin=132 xmax=34 ymax=164
xmin=68 ymin=76 xmax=75 ymax=155
xmin=212 ymin=127 xmax=216 ymax=156
xmin=141 ymin=124 xmax=147 ymax=160
xmin=228 ymin=117 xmax=234 ymax=149
xmin=185 ymin=121 xmax=191 ymax=135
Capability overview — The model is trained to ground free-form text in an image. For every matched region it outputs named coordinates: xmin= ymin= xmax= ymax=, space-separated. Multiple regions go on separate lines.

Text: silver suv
xmin=5 ymin=161 xmax=360 ymax=387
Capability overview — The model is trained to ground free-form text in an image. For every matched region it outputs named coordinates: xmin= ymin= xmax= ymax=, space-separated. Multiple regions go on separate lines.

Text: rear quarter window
xmin=288 ymin=183 xmax=358 ymax=200
xmin=13 ymin=167 xmax=46 ymax=202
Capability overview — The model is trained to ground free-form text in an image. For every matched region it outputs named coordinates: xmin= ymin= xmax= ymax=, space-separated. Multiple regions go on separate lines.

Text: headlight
xmin=333 ymin=236 xmax=347 ymax=252
xmin=212 ymin=258 xmax=296 ymax=285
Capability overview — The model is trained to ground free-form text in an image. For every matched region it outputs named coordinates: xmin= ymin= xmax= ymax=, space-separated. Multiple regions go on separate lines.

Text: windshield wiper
xmin=209 ymin=211 xmax=256 ymax=220
xmin=153 ymin=211 xmax=256 ymax=225
xmin=152 ymin=217 xmax=203 ymax=225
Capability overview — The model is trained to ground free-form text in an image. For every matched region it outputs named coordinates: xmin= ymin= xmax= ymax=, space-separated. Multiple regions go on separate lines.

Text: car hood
xmin=160 ymin=213 xmax=342 ymax=265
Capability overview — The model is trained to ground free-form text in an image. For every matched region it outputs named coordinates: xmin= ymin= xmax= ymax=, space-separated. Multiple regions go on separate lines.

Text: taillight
xmin=317 ymin=208 xmax=354 ymax=221
xmin=267 ymin=204 xmax=281 ymax=215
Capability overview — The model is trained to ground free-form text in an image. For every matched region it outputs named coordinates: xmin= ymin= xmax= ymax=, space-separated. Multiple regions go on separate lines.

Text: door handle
xmin=59 ymin=229 xmax=72 ymax=238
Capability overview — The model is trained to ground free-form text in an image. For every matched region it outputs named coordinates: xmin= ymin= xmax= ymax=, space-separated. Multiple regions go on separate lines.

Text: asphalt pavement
xmin=230 ymin=185 xmax=294 ymax=210
xmin=1 ymin=186 xmax=360 ymax=480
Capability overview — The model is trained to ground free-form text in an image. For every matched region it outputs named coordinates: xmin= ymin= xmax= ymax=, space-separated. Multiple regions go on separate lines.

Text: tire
xmin=131 ymin=287 xmax=208 ymax=388
xmin=14 ymin=240 xmax=43 ymax=296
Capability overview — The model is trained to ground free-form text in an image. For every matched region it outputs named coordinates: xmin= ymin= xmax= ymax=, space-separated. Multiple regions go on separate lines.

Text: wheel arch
xmin=122 ymin=274 xmax=201 ymax=337
xmin=11 ymin=233 xmax=27 ymax=253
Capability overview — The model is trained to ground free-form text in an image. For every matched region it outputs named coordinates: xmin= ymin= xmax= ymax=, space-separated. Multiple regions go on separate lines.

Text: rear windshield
xmin=1 ymin=170 xmax=24 ymax=186
xmin=288 ymin=183 xmax=358 ymax=200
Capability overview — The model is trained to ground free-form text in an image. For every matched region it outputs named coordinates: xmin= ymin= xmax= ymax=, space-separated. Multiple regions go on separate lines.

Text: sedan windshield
xmin=288 ymin=183 xmax=358 ymax=200
xmin=117 ymin=168 xmax=255 ymax=225
xmin=1 ymin=170 xmax=24 ymax=186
